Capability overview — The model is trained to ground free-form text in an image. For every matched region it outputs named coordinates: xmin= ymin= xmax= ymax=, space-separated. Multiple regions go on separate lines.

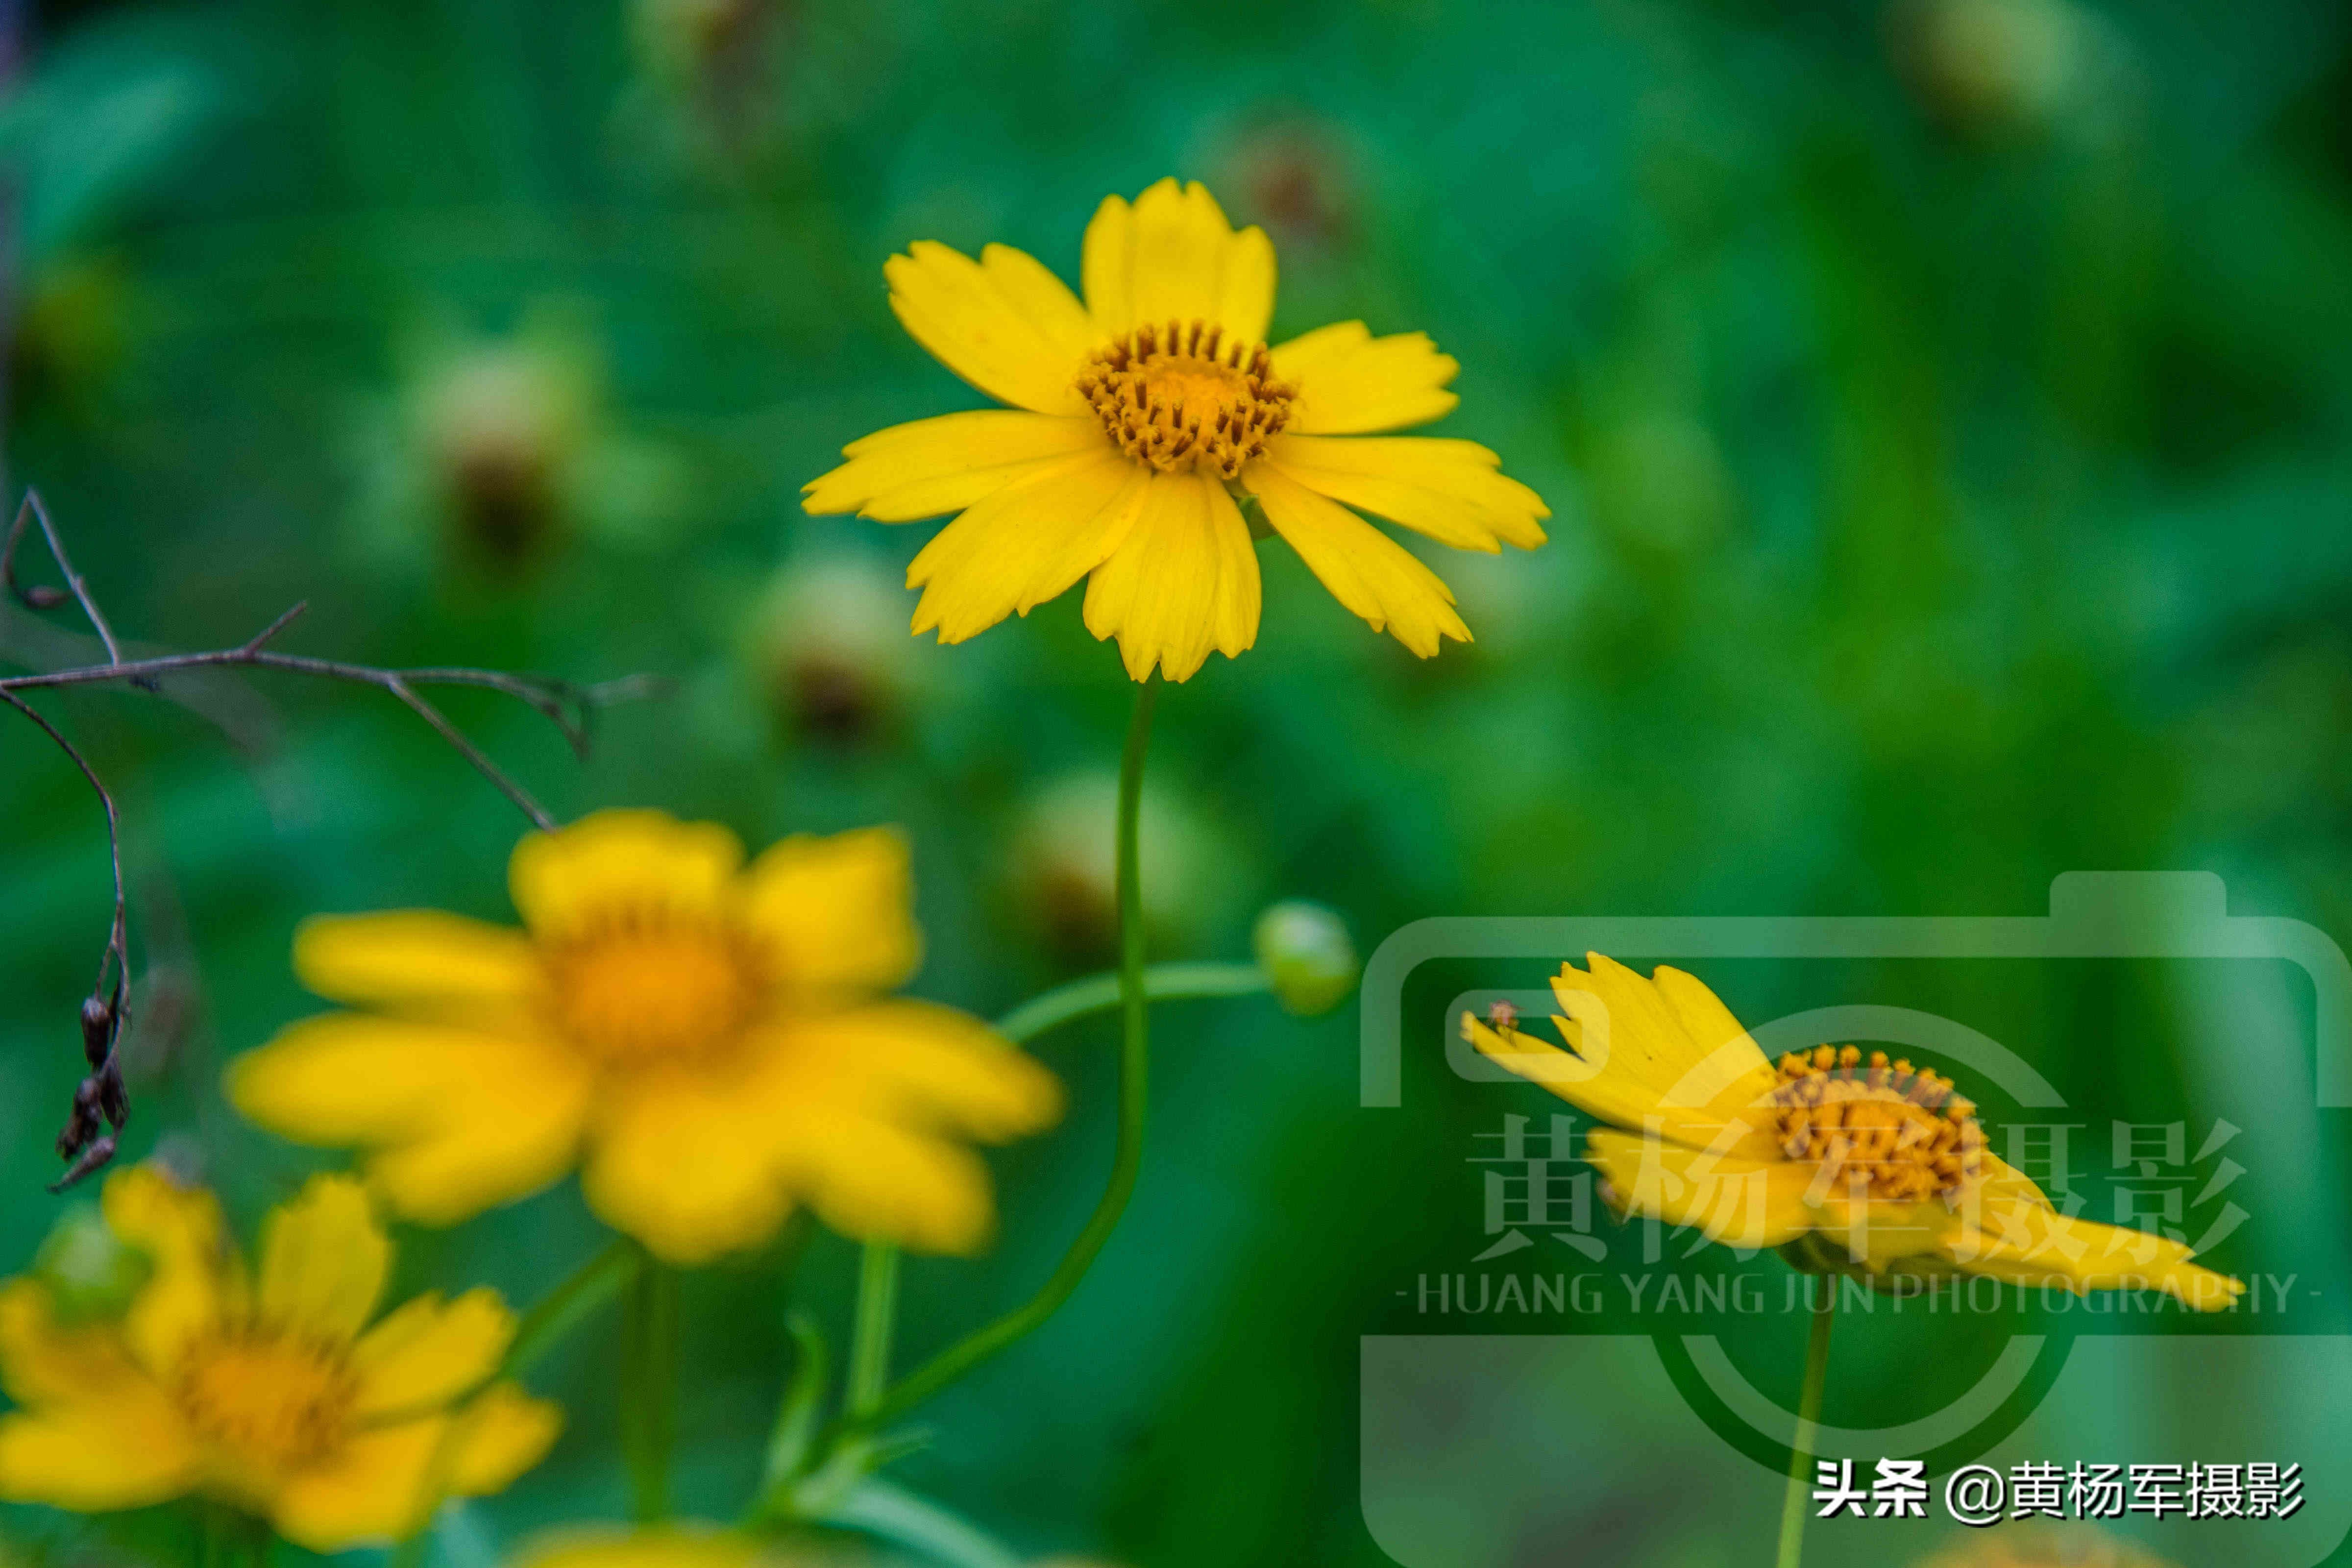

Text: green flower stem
xmin=505 ymin=1235 xmax=637 ymax=1379
xmin=623 ymin=1246 xmax=681 ymax=1524
xmin=990 ymin=961 xmax=1269 ymax=1045
xmin=827 ymin=675 xmax=1162 ymax=1444
xmin=847 ymin=1242 xmax=901 ymax=1417
xmin=1776 ymin=1276 xmax=1837 ymax=1568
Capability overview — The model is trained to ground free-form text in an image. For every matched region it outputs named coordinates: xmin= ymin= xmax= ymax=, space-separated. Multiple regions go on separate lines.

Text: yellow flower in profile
xmin=0 ymin=1167 xmax=557 ymax=1551
xmin=228 ymin=810 xmax=1062 ymax=1264
xmin=804 ymin=177 xmax=1549 ymax=682
xmin=1462 ymin=955 xmax=2244 ymax=1309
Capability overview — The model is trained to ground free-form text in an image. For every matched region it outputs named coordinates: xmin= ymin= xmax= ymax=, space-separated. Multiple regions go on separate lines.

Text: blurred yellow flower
xmin=513 ymin=1525 xmax=761 ymax=1568
xmin=0 ymin=1167 xmax=556 ymax=1551
xmin=228 ymin=810 xmax=1063 ymax=1263
xmin=804 ymin=177 xmax=1549 ymax=682
xmin=1914 ymin=1522 xmax=2178 ymax=1567
xmin=509 ymin=1525 xmax=876 ymax=1568
xmin=1463 ymin=955 xmax=2244 ymax=1309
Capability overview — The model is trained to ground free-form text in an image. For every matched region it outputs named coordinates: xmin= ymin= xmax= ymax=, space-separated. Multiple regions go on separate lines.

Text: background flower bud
xmin=1251 ymin=900 xmax=1360 ymax=1017
xmin=746 ymin=551 xmax=921 ymax=746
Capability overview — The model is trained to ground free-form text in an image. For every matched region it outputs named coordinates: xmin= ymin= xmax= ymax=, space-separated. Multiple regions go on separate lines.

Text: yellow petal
xmin=1262 ymin=434 xmax=1548 ymax=551
xmin=445 ymin=1383 xmax=562 ymax=1495
xmin=1080 ymin=470 xmax=1260 ymax=682
xmin=801 ymin=410 xmax=1102 ymax=522
xmin=229 ymin=1016 xmax=593 ymax=1227
xmin=512 ymin=1526 xmax=760 ymax=1568
xmin=508 ymin=810 xmax=744 ymax=942
xmin=767 ymin=1002 xmax=1063 ymax=1143
xmin=101 ymin=1165 xmax=228 ymax=1379
xmin=904 ymin=448 xmax=1146 ymax=645
xmin=270 ymin=1418 xmax=442 ymax=1552
xmin=739 ymin=825 xmax=921 ymax=998
xmin=1465 ymin=1014 xmax=1781 ymax=1160
xmin=884 ymin=241 xmax=1093 ymax=415
xmin=257 ymin=1175 xmax=389 ymax=1346
xmin=0 ymin=1389 xmax=199 ymax=1511
xmin=293 ymin=912 xmax=539 ymax=1016
xmin=0 ymin=1281 xmax=147 ymax=1406
xmin=100 ymin=1162 xmax=224 ymax=1267
xmin=582 ymin=1071 xmax=795 ymax=1266
xmin=1271 ymin=321 xmax=1460 ymax=434
xmin=1585 ymin=1129 xmax=1817 ymax=1250
xmin=1082 ymin=179 xmax=1275 ymax=343
xmin=1943 ymin=1209 xmax=2244 ymax=1311
xmin=1552 ymin=955 xmax=1781 ymax=1124
xmin=353 ymin=1290 xmax=515 ymax=1418
xmin=1247 ymin=459 xmax=1470 ymax=657
xmin=776 ymin=1110 xmax=998 ymax=1256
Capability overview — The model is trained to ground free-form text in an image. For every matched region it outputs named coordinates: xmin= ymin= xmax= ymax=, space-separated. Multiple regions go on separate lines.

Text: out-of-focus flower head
xmin=745 ymin=550 xmax=927 ymax=746
xmin=0 ymin=1167 xmax=558 ymax=1551
xmin=805 ymin=178 xmax=1548 ymax=682
xmin=1220 ymin=115 xmax=1358 ymax=255
xmin=352 ymin=307 xmax=686 ymax=579
xmin=511 ymin=1524 xmax=876 ymax=1568
xmin=1914 ymin=1523 xmax=2179 ymax=1567
xmin=1886 ymin=0 xmax=2140 ymax=145
xmin=229 ymin=811 xmax=1062 ymax=1264
xmin=1009 ymin=773 xmax=1223 ymax=963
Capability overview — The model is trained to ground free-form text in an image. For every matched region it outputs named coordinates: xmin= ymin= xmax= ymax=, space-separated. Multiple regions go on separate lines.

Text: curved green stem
xmin=992 ymin=961 xmax=1268 ymax=1045
xmin=831 ymin=676 xmax=1161 ymax=1441
xmin=505 ymin=1236 xmax=636 ymax=1379
xmin=1776 ymin=1276 xmax=1836 ymax=1568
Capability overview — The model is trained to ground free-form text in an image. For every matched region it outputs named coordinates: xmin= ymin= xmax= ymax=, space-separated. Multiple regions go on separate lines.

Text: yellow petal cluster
xmin=226 ymin=810 xmax=1062 ymax=1264
xmin=804 ymin=178 xmax=1549 ymax=682
xmin=0 ymin=1167 xmax=557 ymax=1551
xmin=1463 ymin=955 xmax=2243 ymax=1309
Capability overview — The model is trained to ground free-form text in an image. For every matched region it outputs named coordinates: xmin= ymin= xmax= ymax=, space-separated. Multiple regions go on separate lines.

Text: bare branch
xmin=0 ymin=491 xmax=657 ymax=1189
xmin=0 ymin=686 xmax=132 ymax=1191
xmin=4 ymin=490 xmax=122 ymax=665
xmin=240 ymin=601 xmax=309 ymax=654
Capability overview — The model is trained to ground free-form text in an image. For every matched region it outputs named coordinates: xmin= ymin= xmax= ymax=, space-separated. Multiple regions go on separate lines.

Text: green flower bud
xmin=1252 ymin=901 xmax=1360 ymax=1017
xmin=32 ymin=1203 xmax=151 ymax=1324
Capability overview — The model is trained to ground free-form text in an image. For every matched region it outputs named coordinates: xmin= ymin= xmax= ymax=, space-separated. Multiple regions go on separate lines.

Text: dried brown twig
xmin=1 ymin=490 xmax=660 ymax=1191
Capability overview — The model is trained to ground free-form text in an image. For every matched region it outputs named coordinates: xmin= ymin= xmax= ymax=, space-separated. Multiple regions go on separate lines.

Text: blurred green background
xmin=3 ymin=0 xmax=2352 ymax=1564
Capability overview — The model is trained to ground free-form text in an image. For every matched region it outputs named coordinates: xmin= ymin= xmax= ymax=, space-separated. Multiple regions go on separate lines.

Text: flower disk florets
xmin=1075 ymin=319 xmax=1297 ymax=480
xmin=1766 ymin=1044 xmax=1985 ymax=1203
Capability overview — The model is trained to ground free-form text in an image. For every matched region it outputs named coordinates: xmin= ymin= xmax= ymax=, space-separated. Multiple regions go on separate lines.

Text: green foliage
xmin=2 ymin=0 xmax=2350 ymax=1564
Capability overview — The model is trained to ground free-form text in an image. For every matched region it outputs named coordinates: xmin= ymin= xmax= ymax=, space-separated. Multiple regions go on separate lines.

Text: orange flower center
xmin=543 ymin=918 xmax=765 ymax=1064
xmin=174 ymin=1327 xmax=358 ymax=1469
xmin=1076 ymin=320 xmax=1297 ymax=480
xmin=1767 ymin=1046 xmax=1984 ymax=1202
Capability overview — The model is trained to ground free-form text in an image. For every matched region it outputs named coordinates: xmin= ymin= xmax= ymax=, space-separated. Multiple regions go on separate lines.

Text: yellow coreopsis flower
xmin=1462 ymin=955 xmax=2244 ymax=1309
xmin=0 ymin=1167 xmax=557 ymax=1551
xmin=512 ymin=1526 xmax=768 ymax=1568
xmin=804 ymin=177 xmax=1549 ymax=682
xmin=227 ymin=810 xmax=1062 ymax=1264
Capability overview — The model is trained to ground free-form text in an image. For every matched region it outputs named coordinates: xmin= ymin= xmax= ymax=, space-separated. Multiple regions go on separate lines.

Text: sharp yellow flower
xmin=1462 ymin=955 xmax=2244 ymax=1309
xmin=227 ymin=810 xmax=1063 ymax=1264
xmin=804 ymin=177 xmax=1549 ymax=682
xmin=0 ymin=1167 xmax=558 ymax=1551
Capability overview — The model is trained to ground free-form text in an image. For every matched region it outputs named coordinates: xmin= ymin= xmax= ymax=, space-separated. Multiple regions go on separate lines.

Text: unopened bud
xmin=32 ymin=1203 xmax=151 ymax=1322
xmin=1251 ymin=901 xmax=1360 ymax=1017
